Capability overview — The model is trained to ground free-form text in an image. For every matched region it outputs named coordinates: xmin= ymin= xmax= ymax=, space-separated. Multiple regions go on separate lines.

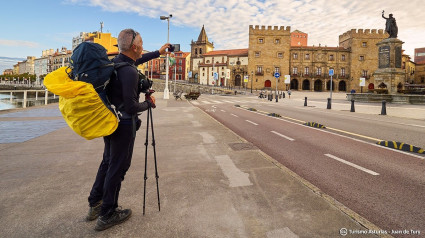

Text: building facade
xmin=73 ymin=32 xmax=118 ymax=53
xmin=51 ymin=47 xmax=72 ymax=71
xmin=190 ymin=25 xmax=214 ymax=83
xmin=414 ymin=47 xmax=425 ymax=64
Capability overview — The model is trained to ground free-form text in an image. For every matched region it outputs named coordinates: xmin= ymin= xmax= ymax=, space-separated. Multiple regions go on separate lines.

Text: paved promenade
xmin=0 ymin=93 xmax=393 ymax=237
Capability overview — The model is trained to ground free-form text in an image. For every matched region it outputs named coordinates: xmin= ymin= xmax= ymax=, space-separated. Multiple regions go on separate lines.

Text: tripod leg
xmin=143 ymin=109 xmax=150 ymax=215
xmin=149 ymin=107 xmax=161 ymax=212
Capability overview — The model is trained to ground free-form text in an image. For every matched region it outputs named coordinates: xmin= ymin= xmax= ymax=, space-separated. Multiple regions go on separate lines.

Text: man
xmin=86 ymin=28 xmax=170 ymax=231
xmin=382 ymin=10 xmax=398 ymax=38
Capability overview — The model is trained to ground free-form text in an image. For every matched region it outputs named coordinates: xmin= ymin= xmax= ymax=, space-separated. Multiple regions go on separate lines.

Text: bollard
xmin=23 ymin=91 xmax=27 ymax=108
xmin=327 ymin=98 xmax=331 ymax=109
xmin=276 ymin=92 xmax=278 ymax=102
xmin=381 ymin=100 xmax=387 ymax=115
xmin=304 ymin=97 xmax=307 ymax=107
xmin=45 ymin=89 xmax=48 ymax=105
xmin=350 ymin=99 xmax=355 ymax=112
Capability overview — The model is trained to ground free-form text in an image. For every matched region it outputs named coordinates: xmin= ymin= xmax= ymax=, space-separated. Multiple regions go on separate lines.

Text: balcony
xmin=255 ymin=71 xmax=264 ymax=76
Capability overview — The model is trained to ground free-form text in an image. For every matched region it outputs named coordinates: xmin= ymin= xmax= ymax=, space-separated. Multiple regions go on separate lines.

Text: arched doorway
xmin=194 ymin=73 xmax=198 ymax=83
xmin=264 ymin=80 xmax=271 ymax=88
xmin=314 ymin=80 xmax=323 ymax=91
xmin=326 ymin=80 xmax=335 ymax=91
xmin=368 ymin=83 xmax=375 ymax=90
xmin=290 ymin=79 xmax=299 ymax=90
xmin=302 ymin=79 xmax=310 ymax=90
xmin=235 ymin=75 xmax=242 ymax=86
xmin=338 ymin=81 xmax=346 ymax=92
xmin=397 ymin=82 xmax=403 ymax=92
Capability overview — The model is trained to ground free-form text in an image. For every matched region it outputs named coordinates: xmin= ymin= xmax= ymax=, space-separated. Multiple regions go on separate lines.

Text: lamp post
xmin=251 ymin=71 xmax=253 ymax=93
xmin=160 ymin=14 xmax=172 ymax=99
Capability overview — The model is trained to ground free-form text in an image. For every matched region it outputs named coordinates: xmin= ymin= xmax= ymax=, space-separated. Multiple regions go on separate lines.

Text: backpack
xmin=68 ymin=42 xmax=128 ymax=115
xmin=43 ymin=42 xmax=127 ymax=140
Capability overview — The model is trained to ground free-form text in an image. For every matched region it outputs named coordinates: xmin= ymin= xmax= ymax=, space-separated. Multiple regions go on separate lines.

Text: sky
xmin=1 ymin=0 xmax=424 ymax=73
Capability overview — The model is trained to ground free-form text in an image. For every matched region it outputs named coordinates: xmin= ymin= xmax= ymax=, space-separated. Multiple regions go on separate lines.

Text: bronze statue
xmin=382 ymin=10 xmax=398 ymax=38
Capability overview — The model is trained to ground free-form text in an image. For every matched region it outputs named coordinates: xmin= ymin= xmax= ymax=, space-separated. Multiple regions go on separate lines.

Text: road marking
xmin=324 ymin=154 xmax=379 ymax=176
xmin=211 ymin=100 xmax=222 ymax=104
xmin=271 ymin=131 xmax=295 ymax=141
xmin=231 ymin=113 xmax=239 ymax=117
xmin=191 ymin=101 xmax=200 ymax=105
xmin=246 ymin=120 xmax=258 ymax=126
xmin=212 ymin=105 xmax=217 ymax=109
xmin=201 ymin=100 xmax=213 ymax=104
xmin=223 ymin=100 xmax=234 ymax=103
xmin=220 ymin=110 xmax=226 ymax=112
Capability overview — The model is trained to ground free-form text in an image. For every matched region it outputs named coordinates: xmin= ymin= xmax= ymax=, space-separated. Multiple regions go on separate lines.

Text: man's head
xmin=389 ymin=14 xmax=393 ymax=18
xmin=118 ymin=28 xmax=143 ymax=60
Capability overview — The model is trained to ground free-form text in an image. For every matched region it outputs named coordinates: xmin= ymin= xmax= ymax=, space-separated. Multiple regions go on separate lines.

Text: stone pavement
xmin=254 ymin=91 xmax=425 ymax=120
xmin=0 ymin=93 xmax=384 ymax=238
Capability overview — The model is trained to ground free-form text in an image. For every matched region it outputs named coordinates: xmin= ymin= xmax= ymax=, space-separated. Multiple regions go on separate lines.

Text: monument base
xmin=374 ymin=38 xmax=404 ymax=94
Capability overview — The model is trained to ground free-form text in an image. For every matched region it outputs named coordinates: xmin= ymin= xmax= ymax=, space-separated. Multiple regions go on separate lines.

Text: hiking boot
xmin=94 ymin=208 xmax=132 ymax=231
xmin=86 ymin=200 xmax=102 ymax=221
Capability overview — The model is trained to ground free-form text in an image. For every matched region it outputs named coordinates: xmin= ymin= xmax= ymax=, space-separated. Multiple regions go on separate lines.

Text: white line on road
xmin=220 ymin=110 xmax=226 ymax=112
xmin=191 ymin=101 xmax=200 ymax=105
xmin=211 ymin=100 xmax=222 ymax=104
xmin=231 ymin=113 xmax=239 ymax=117
xmin=246 ymin=120 xmax=259 ymax=126
xmin=324 ymin=154 xmax=380 ymax=176
xmin=271 ymin=131 xmax=295 ymax=141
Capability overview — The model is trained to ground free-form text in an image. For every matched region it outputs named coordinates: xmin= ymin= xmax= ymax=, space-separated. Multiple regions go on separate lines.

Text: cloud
xmin=0 ymin=39 xmax=40 ymax=48
xmin=69 ymin=0 xmax=425 ymax=56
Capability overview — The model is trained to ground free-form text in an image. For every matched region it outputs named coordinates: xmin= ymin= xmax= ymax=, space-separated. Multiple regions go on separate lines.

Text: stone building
xmin=248 ymin=25 xmax=291 ymax=91
xmin=339 ymin=29 xmax=388 ymax=92
xmin=190 ymin=25 xmax=214 ymax=83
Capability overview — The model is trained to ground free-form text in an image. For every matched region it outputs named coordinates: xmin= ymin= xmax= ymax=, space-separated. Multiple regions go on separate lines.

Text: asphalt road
xmin=192 ymin=95 xmax=425 ymax=237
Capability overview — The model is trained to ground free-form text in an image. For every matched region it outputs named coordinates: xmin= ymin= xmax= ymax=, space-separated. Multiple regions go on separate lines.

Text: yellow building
xmin=85 ymin=32 xmax=118 ymax=53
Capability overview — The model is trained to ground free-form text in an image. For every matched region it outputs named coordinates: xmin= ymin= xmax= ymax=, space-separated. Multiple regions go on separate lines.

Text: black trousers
xmin=88 ymin=121 xmax=135 ymax=216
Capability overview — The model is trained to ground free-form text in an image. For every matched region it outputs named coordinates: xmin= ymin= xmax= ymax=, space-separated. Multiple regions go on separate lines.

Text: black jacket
xmin=110 ymin=51 xmax=160 ymax=116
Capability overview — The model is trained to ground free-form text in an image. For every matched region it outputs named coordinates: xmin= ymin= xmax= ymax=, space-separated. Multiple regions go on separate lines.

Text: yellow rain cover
xmin=44 ymin=67 xmax=118 ymax=140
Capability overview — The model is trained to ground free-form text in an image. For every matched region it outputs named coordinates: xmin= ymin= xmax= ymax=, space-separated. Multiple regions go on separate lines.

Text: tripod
xmin=143 ymin=106 xmax=160 ymax=215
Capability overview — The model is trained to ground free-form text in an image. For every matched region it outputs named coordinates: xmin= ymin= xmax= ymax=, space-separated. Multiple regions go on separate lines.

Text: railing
xmin=0 ymin=90 xmax=58 ymax=110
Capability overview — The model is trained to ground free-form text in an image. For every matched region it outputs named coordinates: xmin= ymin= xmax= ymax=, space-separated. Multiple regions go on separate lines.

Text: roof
xmin=197 ymin=25 xmax=209 ymax=43
xmin=203 ymin=49 xmax=248 ymax=56
xmin=292 ymin=30 xmax=306 ymax=34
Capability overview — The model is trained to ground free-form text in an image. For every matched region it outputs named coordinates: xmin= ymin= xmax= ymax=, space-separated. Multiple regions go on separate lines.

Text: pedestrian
xmin=86 ymin=28 xmax=170 ymax=231
xmin=287 ymin=89 xmax=292 ymax=99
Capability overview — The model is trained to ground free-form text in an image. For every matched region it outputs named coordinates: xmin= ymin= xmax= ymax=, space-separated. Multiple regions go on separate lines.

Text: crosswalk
xmin=190 ymin=99 xmax=265 ymax=105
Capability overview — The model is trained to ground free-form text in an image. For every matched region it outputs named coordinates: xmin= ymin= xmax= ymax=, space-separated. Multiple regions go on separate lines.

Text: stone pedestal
xmin=373 ymin=38 xmax=404 ymax=93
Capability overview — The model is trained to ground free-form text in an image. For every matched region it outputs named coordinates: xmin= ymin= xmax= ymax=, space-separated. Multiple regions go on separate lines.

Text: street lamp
xmin=251 ymin=71 xmax=253 ymax=93
xmin=160 ymin=14 xmax=172 ymax=99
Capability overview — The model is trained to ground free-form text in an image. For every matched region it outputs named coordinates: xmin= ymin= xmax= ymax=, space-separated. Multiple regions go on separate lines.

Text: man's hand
xmin=150 ymin=95 xmax=156 ymax=105
xmin=159 ymin=43 xmax=171 ymax=55
xmin=146 ymin=95 xmax=156 ymax=108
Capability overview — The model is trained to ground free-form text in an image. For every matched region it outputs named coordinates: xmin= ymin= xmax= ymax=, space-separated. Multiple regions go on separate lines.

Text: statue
xmin=382 ymin=10 xmax=398 ymax=38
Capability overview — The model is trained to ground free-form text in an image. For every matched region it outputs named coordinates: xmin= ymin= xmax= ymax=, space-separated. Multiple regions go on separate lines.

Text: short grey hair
xmin=117 ymin=28 xmax=140 ymax=52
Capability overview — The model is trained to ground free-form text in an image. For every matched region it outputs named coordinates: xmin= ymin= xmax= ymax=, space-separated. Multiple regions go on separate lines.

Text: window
xmin=293 ymin=53 xmax=298 ymax=59
xmin=258 ymin=38 xmax=264 ymax=43
xmin=359 ymin=55 xmax=365 ymax=61
xmin=255 ymin=51 xmax=260 ymax=57
xmin=200 ymin=49 xmax=202 ymax=54
xmin=341 ymin=55 xmax=346 ymax=61
xmin=341 ymin=68 xmax=346 ymax=76
xmin=256 ymin=66 xmax=263 ymax=74
xmin=292 ymin=67 xmax=298 ymax=75
xmin=362 ymin=70 xmax=368 ymax=77
xmin=421 ymin=77 xmax=425 ymax=83
xmin=305 ymin=67 xmax=309 ymax=75
xmin=206 ymin=60 xmax=210 ymax=63
xmin=277 ymin=52 xmax=283 ymax=58
xmin=305 ymin=54 xmax=310 ymax=60
xmin=316 ymin=67 xmax=322 ymax=76
xmin=195 ymin=49 xmax=197 ymax=54
xmin=329 ymin=54 xmax=334 ymax=61
xmin=275 ymin=67 xmax=280 ymax=73
xmin=275 ymin=39 xmax=280 ymax=44
xmin=362 ymin=42 xmax=367 ymax=47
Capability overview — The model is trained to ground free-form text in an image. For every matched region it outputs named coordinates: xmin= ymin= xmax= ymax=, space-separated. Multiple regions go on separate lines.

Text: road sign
xmin=274 ymin=72 xmax=280 ymax=78
xmin=244 ymin=75 xmax=249 ymax=83
xmin=329 ymin=69 xmax=334 ymax=76
xmin=213 ymin=72 xmax=218 ymax=80
xmin=284 ymin=75 xmax=290 ymax=84
xmin=360 ymin=77 xmax=366 ymax=87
